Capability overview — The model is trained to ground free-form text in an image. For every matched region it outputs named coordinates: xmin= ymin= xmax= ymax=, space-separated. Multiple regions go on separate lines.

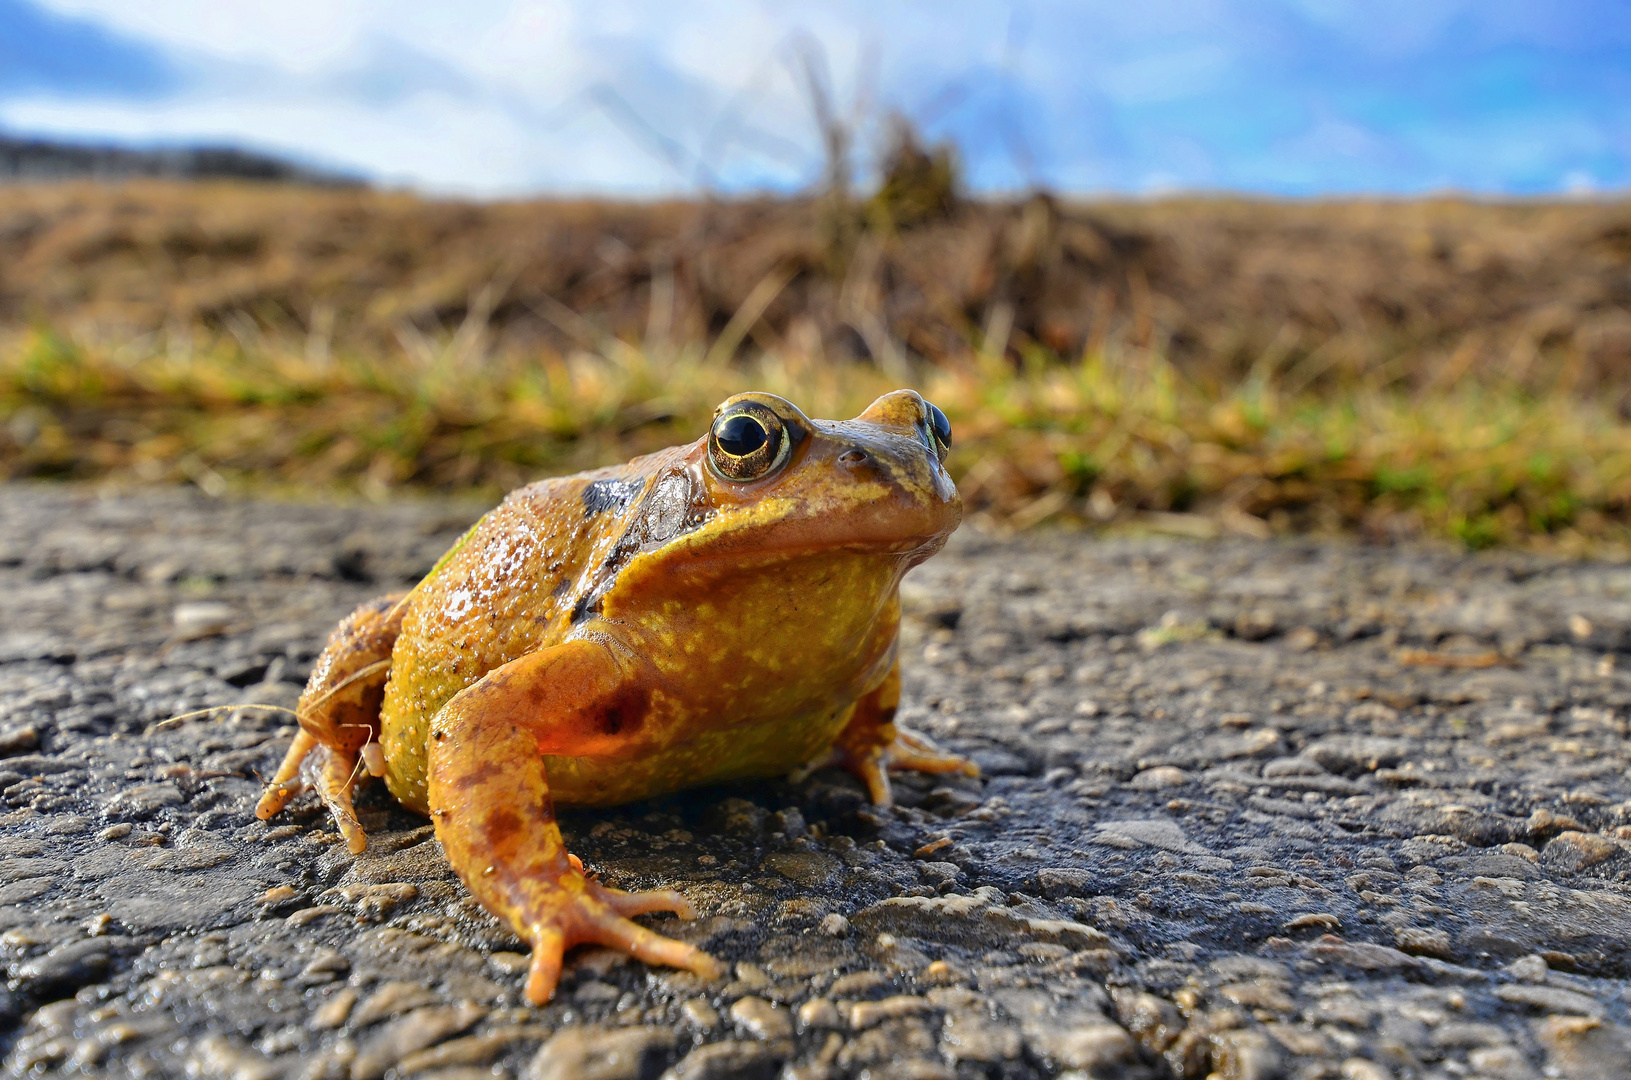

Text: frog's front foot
xmin=255 ymin=728 xmax=375 ymax=854
xmin=804 ymin=722 xmax=979 ymax=807
xmin=426 ymin=641 xmax=724 ymax=1004
xmin=505 ymin=860 xmax=723 ymax=1004
xmin=801 ymin=662 xmax=979 ymax=806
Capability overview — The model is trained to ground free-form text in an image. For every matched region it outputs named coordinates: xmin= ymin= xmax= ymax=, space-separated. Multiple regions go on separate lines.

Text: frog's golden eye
xmin=708 ymin=403 xmax=789 ymax=481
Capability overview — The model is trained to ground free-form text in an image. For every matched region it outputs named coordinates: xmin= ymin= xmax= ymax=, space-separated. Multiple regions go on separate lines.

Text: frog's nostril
xmin=839 ymin=448 xmax=868 ymax=465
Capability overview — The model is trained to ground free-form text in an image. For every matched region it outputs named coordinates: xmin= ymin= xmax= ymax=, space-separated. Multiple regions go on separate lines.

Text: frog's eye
xmin=708 ymin=403 xmax=789 ymax=482
xmin=925 ymin=401 xmax=952 ymax=461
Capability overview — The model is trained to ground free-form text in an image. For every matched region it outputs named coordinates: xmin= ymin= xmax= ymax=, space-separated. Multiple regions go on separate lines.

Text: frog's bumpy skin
xmin=254 ymin=390 xmax=969 ymax=999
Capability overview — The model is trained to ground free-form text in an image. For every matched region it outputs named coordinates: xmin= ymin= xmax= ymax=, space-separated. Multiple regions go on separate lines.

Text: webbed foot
xmin=802 ymin=661 xmax=978 ymax=806
xmin=507 ymin=864 xmax=723 ymax=1004
xmin=806 ymin=722 xmax=979 ymax=807
xmin=426 ymin=640 xmax=723 ymax=1004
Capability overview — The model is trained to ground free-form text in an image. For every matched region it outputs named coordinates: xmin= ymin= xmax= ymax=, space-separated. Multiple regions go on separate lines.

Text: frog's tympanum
xmin=256 ymin=390 xmax=974 ymax=1003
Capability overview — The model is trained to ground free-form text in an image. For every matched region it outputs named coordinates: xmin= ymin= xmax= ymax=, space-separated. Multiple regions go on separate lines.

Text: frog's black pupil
xmin=927 ymin=402 xmax=952 ymax=446
xmin=717 ymin=414 xmax=767 ymax=457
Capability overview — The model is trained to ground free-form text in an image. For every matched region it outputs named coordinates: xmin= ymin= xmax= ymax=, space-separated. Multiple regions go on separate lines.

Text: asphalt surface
xmin=3 ymin=484 xmax=1631 ymax=1080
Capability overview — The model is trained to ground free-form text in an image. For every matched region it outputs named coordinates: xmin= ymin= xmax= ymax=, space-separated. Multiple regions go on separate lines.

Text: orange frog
xmin=254 ymin=390 xmax=976 ymax=1003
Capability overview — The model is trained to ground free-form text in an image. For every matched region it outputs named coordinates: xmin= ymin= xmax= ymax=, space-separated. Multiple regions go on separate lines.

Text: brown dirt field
xmin=3 ymin=183 xmax=1630 ymax=402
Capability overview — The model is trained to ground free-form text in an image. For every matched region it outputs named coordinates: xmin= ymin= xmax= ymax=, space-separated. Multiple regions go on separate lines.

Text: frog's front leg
xmin=808 ymin=660 xmax=979 ymax=806
xmin=257 ymin=591 xmax=406 ymax=853
xmin=426 ymin=637 xmax=723 ymax=1005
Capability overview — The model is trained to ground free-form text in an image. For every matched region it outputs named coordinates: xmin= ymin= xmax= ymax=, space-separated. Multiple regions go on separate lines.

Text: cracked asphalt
xmin=3 ymin=483 xmax=1631 ymax=1080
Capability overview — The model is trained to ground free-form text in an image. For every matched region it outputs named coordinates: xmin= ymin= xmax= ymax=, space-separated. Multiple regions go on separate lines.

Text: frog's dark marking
xmin=583 ymin=478 xmax=645 ymax=517
xmin=597 ymin=706 xmax=634 ymax=737
xmin=482 ymin=807 xmax=525 ymax=845
xmin=570 ymin=470 xmax=709 ymax=627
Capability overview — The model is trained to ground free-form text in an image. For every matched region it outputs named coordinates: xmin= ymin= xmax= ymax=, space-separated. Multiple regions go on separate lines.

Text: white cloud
xmin=13 ymin=0 xmax=1631 ymax=196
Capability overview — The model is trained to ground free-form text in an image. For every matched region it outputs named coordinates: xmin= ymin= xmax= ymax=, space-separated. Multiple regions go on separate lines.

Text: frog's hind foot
xmin=517 ymin=878 xmax=723 ymax=1006
xmin=254 ymin=731 xmax=375 ymax=853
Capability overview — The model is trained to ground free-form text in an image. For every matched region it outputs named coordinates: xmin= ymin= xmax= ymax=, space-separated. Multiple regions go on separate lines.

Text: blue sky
xmin=1 ymin=0 xmax=1627 ymax=198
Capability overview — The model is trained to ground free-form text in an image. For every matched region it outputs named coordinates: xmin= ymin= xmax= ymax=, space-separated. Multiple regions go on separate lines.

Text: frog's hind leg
xmin=426 ymin=639 xmax=723 ymax=1005
xmin=256 ymin=592 xmax=407 ymax=853
xmin=801 ymin=660 xmax=979 ymax=807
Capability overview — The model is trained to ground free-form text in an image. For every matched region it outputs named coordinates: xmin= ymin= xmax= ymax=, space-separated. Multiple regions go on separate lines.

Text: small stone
xmin=663 ymin=1039 xmax=787 ymax=1079
xmin=11 ymin=939 xmax=109 ymax=994
xmin=1128 ymin=766 xmax=1191 ymax=790
xmin=172 ymin=601 xmax=236 ymax=639
xmin=1394 ymin=926 xmax=1453 ymax=959
xmin=0 ymin=726 xmax=39 ymax=757
xmin=311 ymin=989 xmax=356 ymax=1030
xmin=1495 ymin=984 xmax=1605 ymax=1018
xmin=396 ymin=1026 xmax=549 ymax=1074
xmin=1093 ymin=818 xmax=1210 ymax=854
xmin=1533 ymin=1016 xmax=1631 ymax=1080
xmin=848 ymin=995 xmax=930 ymax=1030
xmin=918 ymin=959 xmax=969 ymax=986
xmin=1209 ymin=1028 xmax=1282 ymax=1080
xmin=1466 ymin=1045 xmax=1534 ymax=1079
xmin=1340 ymin=1059 xmax=1392 ymax=1080
xmin=681 ymin=999 xmax=720 ymax=1030
xmin=1262 ymin=757 xmax=1325 ymax=778
xmin=187 ymin=1035 xmax=275 ymax=1080
xmin=1111 ymin=990 xmax=1184 ymax=1054
xmin=795 ymin=998 xmax=840 ymax=1031
xmin=1218 ymin=982 xmax=1295 ymax=1013
xmin=729 ymin=996 xmax=792 ymax=1041
xmin=829 ymin=970 xmax=890 ymax=997
xmin=1543 ymin=831 xmax=1621 ymax=872
xmin=942 ymin=1011 xmax=1023 ymax=1063
xmin=299 ymin=949 xmax=349 ymax=980
xmin=526 ymin=1026 xmax=677 ymax=1080
xmin=1049 ymin=1022 xmax=1137 ymax=1071
xmin=102 ymin=783 xmax=183 ymax=820
xmin=1526 ymin=808 xmax=1586 ymax=840
xmin=1310 ymin=938 xmax=1419 ymax=972
xmin=351 ymin=981 xmax=439 ymax=1026
xmin=328 ymin=882 xmax=419 ymax=918
xmin=348 ymin=1003 xmax=485 ymax=1080
xmin=1505 ymin=955 xmax=1549 ymax=983
xmin=819 ymin=913 xmax=850 ymax=937
xmin=1285 ymin=626 xmax=1320 ymax=652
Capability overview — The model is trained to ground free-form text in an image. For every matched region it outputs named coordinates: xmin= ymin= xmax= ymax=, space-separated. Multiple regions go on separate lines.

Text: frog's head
xmin=668 ymin=389 xmax=961 ymax=566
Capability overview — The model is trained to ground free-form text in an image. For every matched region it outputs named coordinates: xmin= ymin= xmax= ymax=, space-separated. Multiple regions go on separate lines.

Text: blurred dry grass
xmin=2 ymin=181 xmax=1630 ymax=552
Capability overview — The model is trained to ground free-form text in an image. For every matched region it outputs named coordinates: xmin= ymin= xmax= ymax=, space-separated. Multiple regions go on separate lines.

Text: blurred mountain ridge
xmin=0 ymin=132 xmax=362 ymax=186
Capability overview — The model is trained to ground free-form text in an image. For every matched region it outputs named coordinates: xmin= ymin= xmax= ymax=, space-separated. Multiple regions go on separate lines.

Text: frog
xmin=254 ymin=389 xmax=976 ymax=1004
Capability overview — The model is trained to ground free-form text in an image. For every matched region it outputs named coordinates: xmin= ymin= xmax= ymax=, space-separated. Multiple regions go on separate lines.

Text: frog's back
xmin=378 ymin=453 xmax=678 ymax=811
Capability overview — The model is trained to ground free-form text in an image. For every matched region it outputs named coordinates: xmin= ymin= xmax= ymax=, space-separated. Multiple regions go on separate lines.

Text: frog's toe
xmin=598 ymin=884 xmax=698 ymax=920
xmin=255 ymin=729 xmax=317 ymax=820
xmin=309 ymin=743 xmax=370 ymax=854
xmin=890 ymin=725 xmax=980 ymax=779
xmin=519 ymin=881 xmax=721 ymax=1005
